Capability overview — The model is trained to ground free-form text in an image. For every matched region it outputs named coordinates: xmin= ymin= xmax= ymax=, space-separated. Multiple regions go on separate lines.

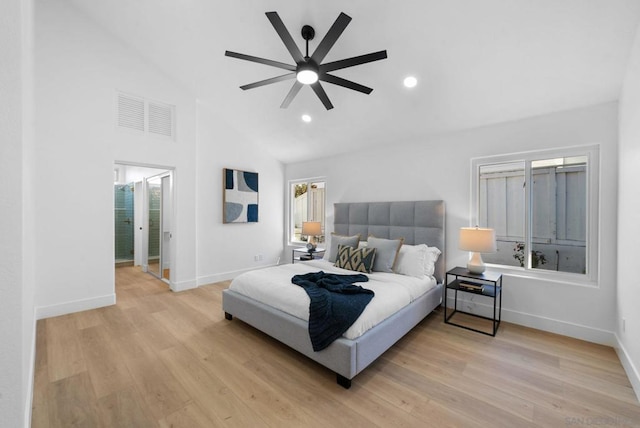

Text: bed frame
xmin=222 ymin=200 xmax=445 ymax=388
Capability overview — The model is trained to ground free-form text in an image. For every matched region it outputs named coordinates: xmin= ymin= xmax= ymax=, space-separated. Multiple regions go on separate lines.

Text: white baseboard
xmin=24 ymin=307 xmax=37 ymax=428
xmin=35 ymin=293 xmax=116 ymax=320
xmin=170 ymin=279 xmax=197 ymax=292
xmin=615 ymin=335 xmax=640 ymax=402
xmin=197 ymin=263 xmax=279 ymax=286
xmin=502 ymin=308 xmax=616 ymax=346
xmin=445 ymin=296 xmax=616 ymax=346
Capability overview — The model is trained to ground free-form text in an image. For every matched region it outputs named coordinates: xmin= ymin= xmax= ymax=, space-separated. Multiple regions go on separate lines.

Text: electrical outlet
xmin=254 ymin=255 xmax=260 ymax=261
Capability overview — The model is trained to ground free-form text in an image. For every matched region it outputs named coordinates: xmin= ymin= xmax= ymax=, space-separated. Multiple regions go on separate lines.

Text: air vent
xmin=117 ymin=93 xmax=145 ymax=132
xmin=148 ymin=102 xmax=174 ymax=137
xmin=116 ymin=91 xmax=175 ymax=140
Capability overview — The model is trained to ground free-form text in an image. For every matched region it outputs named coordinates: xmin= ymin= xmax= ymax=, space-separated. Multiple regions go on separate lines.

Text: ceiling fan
xmin=225 ymin=11 xmax=388 ymax=110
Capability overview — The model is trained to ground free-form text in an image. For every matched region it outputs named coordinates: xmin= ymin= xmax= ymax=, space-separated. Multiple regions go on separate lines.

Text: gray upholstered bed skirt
xmin=223 ymin=283 xmax=442 ymax=382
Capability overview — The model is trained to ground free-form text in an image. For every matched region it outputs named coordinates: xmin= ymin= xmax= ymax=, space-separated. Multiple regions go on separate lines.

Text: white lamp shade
xmin=459 ymin=227 xmax=496 ymax=274
xmin=302 ymin=221 xmax=322 ymax=236
xmin=459 ymin=227 xmax=497 ymax=253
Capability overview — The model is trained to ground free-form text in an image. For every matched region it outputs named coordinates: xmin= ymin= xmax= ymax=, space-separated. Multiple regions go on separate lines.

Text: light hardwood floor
xmin=32 ymin=266 xmax=640 ymax=427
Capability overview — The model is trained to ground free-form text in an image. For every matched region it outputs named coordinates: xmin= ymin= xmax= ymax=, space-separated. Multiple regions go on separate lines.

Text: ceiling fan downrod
xmin=301 ymin=25 xmax=315 ymax=59
xmin=297 ymin=24 xmax=319 ymax=84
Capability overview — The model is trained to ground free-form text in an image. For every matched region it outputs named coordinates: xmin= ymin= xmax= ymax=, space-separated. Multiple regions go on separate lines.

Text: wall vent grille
xmin=116 ymin=91 xmax=175 ymax=140
xmin=117 ymin=94 xmax=145 ymax=132
xmin=148 ymin=102 xmax=174 ymax=137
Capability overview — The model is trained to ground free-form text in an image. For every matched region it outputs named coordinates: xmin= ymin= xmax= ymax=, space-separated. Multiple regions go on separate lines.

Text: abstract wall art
xmin=223 ymin=168 xmax=259 ymax=223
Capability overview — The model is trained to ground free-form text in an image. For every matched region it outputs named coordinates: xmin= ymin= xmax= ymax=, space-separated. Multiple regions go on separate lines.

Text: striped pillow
xmin=334 ymin=244 xmax=377 ymax=273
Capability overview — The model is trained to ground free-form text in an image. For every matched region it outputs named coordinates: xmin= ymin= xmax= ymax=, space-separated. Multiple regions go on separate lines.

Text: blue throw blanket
xmin=291 ymin=271 xmax=374 ymax=351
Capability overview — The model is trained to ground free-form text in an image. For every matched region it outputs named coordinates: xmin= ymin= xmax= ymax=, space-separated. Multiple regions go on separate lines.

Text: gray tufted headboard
xmin=333 ymin=200 xmax=446 ymax=283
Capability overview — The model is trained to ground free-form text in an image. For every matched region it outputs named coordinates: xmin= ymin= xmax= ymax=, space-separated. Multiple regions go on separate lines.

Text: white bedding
xmin=229 ymin=259 xmax=437 ymax=340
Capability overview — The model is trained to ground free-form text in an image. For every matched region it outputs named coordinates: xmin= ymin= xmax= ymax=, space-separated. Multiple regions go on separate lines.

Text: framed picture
xmin=223 ymin=168 xmax=258 ymax=223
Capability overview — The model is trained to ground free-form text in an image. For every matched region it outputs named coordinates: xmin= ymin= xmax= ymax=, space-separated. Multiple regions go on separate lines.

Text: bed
xmin=222 ymin=200 xmax=445 ymax=388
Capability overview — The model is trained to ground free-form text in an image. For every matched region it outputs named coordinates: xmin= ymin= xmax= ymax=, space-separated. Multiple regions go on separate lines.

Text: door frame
xmin=114 ymin=162 xmax=175 ymax=287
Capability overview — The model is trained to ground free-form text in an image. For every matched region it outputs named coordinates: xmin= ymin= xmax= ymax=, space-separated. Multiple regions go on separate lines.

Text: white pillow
xmin=424 ymin=246 xmax=442 ymax=277
xmin=394 ymin=244 xmax=429 ymax=277
xmin=394 ymin=244 xmax=442 ymax=278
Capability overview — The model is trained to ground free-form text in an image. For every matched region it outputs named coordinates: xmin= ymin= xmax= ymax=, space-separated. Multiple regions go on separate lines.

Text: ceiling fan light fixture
xmin=296 ymin=65 xmax=319 ymax=85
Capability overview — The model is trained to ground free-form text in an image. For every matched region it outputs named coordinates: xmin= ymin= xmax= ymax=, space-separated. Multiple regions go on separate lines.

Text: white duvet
xmin=228 ymin=260 xmax=437 ymax=340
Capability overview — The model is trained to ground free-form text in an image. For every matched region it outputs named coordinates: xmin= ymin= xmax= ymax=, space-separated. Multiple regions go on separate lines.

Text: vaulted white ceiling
xmin=68 ymin=0 xmax=640 ymax=163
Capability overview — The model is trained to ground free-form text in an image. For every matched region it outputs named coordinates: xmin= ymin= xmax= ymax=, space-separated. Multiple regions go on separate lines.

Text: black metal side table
xmin=292 ymin=247 xmax=325 ymax=263
xmin=444 ymin=267 xmax=503 ymax=336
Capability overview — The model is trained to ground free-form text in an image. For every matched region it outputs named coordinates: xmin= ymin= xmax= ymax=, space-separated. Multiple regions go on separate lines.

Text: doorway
xmin=114 ymin=163 xmax=174 ymax=284
xmin=145 ymin=172 xmax=172 ymax=281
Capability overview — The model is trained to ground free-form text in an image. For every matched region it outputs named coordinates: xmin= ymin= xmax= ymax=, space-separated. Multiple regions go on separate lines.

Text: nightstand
xmin=444 ymin=267 xmax=503 ymax=336
xmin=292 ymin=247 xmax=325 ymax=263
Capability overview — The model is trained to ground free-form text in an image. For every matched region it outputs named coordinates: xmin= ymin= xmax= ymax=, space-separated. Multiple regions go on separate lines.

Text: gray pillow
xmin=326 ymin=233 xmax=360 ymax=263
xmin=367 ymin=236 xmax=404 ymax=272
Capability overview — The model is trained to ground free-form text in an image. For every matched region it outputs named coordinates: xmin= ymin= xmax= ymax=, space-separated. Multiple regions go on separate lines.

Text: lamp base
xmin=466 ymin=252 xmax=486 ymax=274
xmin=306 ymin=236 xmax=317 ymax=254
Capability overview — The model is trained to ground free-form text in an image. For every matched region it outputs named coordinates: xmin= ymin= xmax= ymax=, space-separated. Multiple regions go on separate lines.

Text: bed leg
xmin=336 ymin=374 xmax=352 ymax=389
xmin=225 ymin=312 xmax=233 ymax=321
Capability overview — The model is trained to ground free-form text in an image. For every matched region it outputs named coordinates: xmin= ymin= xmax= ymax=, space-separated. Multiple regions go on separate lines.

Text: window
xmin=471 ymin=146 xmax=599 ymax=282
xmin=290 ymin=180 xmax=325 ymax=243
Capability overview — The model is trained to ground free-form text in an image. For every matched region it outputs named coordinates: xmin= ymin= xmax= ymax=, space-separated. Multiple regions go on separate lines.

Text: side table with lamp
xmin=444 ymin=227 xmax=503 ymax=336
xmin=292 ymin=221 xmax=325 ymax=263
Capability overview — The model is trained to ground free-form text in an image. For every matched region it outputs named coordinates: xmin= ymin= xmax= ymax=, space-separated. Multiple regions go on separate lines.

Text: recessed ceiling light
xmin=403 ymin=76 xmax=418 ymax=88
xmin=301 ymin=114 xmax=312 ymax=123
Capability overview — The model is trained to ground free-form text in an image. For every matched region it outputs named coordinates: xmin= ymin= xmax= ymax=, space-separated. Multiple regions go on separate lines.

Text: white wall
xmin=196 ymin=101 xmax=285 ymax=285
xmin=0 ymin=1 xmax=24 ymax=424
xmin=34 ymin=0 xmax=198 ymax=313
xmin=1 ymin=0 xmax=34 ymax=426
xmin=286 ymin=102 xmax=619 ymax=345
xmin=34 ymin=0 xmax=285 ymax=314
xmin=617 ymin=23 xmax=640 ymax=399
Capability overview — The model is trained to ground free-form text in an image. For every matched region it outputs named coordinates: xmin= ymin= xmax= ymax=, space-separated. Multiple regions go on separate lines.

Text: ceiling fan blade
xmin=225 ymin=51 xmax=296 ymax=71
xmin=310 ymin=82 xmax=334 ymax=110
xmin=280 ymin=81 xmax=303 ymax=108
xmin=311 ymin=12 xmax=352 ymax=64
xmin=265 ymin=12 xmax=305 ymax=63
xmin=320 ymin=74 xmax=373 ymax=94
xmin=240 ymin=73 xmax=296 ymax=91
xmin=320 ymin=50 xmax=388 ymax=73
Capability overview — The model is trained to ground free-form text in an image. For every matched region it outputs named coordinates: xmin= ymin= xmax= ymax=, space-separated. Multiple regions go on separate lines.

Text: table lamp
xmin=459 ymin=227 xmax=497 ymax=274
xmin=302 ymin=221 xmax=322 ymax=253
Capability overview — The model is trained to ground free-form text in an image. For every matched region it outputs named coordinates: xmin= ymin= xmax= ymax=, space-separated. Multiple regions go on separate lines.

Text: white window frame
xmin=470 ymin=145 xmax=599 ymax=286
xmin=289 ymin=178 xmax=326 ymax=244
